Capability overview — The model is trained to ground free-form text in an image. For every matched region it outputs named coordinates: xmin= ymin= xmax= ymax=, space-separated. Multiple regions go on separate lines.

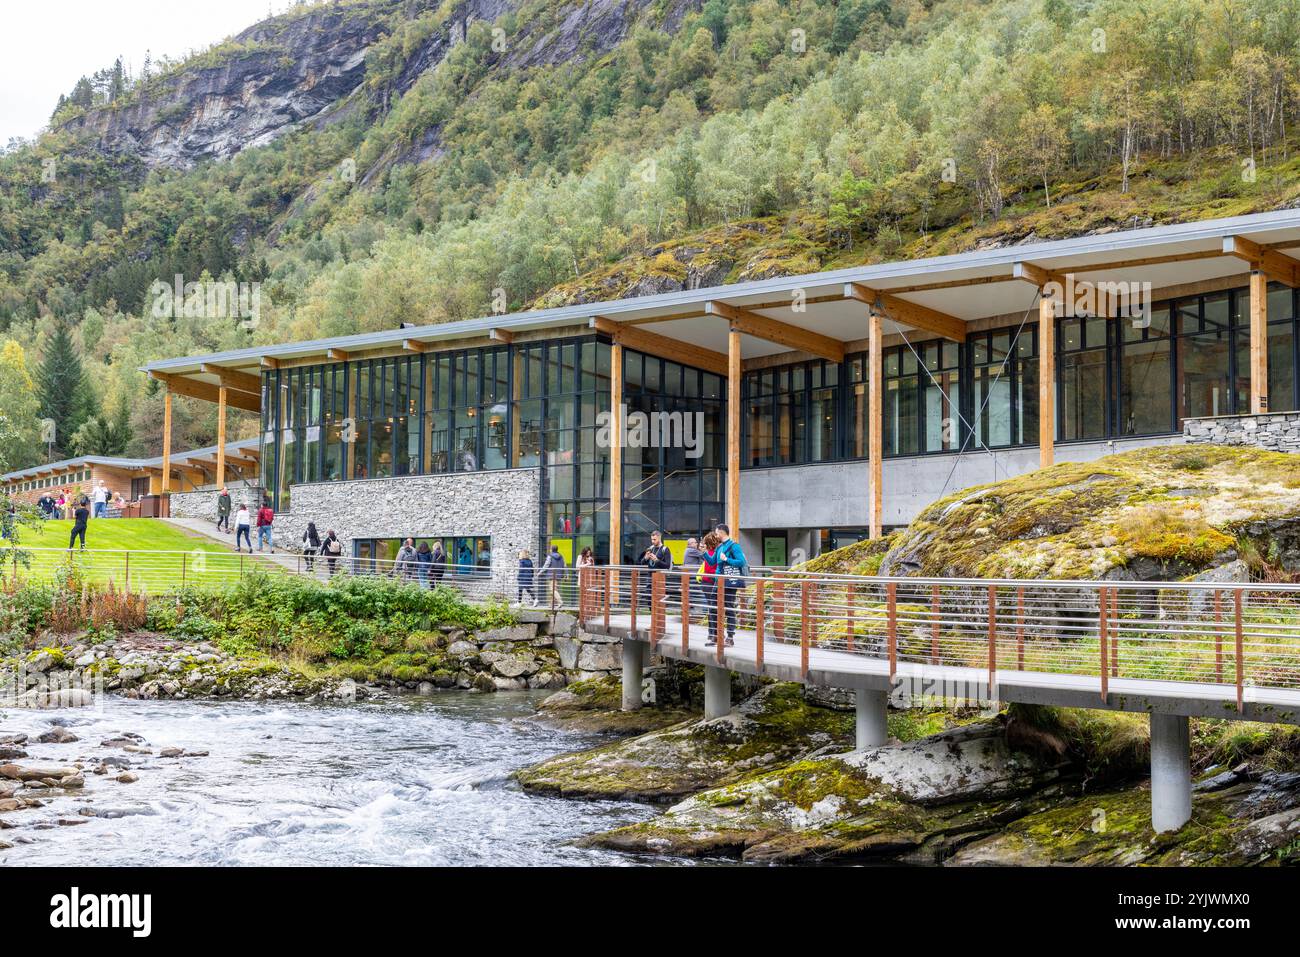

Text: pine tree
xmin=34 ymin=323 xmax=91 ymax=458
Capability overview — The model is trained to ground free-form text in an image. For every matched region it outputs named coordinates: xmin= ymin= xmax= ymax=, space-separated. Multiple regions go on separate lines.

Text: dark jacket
xmin=540 ymin=550 xmax=566 ymax=578
xmin=430 ymin=546 xmax=446 ymax=579
xmin=641 ymin=543 xmax=673 ymax=571
xmin=72 ymin=505 xmax=90 ymax=529
xmin=518 ymin=558 xmax=535 ymax=586
xmin=217 ymin=492 xmax=232 ymax=517
xmin=682 ymin=545 xmax=707 ymax=570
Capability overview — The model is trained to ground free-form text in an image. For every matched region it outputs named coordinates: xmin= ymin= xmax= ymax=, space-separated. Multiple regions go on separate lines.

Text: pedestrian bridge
xmin=573 ymin=566 xmax=1300 ymax=833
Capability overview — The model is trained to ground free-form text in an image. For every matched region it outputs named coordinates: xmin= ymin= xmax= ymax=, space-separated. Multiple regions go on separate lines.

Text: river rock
xmin=0 ymin=747 xmax=27 ymax=760
xmin=0 ymin=764 xmax=79 ymax=782
xmin=490 ymin=653 xmax=540 ymax=679
xmin=477 ymin=624 xmax=538 ymax=644
xmin=492 ymin=676 xmax=528 ymax=691
xmin=4 ymin=688 xmax=95 ymax=709
xmin=553 ymin=636 xmax=580 ymax=670
xmin=59 ymin=773 xmax=85 ymax=789
xmin=576 ymin=643 xmax=621 ymax=672
xmin=116 ymin=772 xmax=139 ymax=784
xmin=528 ymin=671 xmax=566 ymax=690
xmin=36 ymin=727 xmax=79 ymax=744
xmin=446 ymin=640 xmax=479 ymax=658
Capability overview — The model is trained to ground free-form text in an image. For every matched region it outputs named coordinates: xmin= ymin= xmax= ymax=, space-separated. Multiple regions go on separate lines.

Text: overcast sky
xmin=0 ymin=0 xmax=294 ymax=144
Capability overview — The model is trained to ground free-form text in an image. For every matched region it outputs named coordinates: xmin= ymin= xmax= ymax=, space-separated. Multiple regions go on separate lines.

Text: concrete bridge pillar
xmin=621 ymin=639 xmax=644 ymax=712
xmin=1150 ymin=712 xmax=1192 ymax=833
xmin=855 ymin=688 xmax=889 ymax=750
xmin=704 ymin=665 xmax=730 ymax=719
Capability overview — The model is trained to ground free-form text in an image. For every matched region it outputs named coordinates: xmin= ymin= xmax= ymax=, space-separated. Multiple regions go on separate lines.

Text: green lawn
xmin=5 ymin=518 xmax=275 ymax=591
xmin=15 ymin=518 xmax=231 ymax=553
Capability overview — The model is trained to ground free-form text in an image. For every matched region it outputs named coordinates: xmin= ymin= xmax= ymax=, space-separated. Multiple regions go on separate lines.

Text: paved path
xmin=163 ymin=517 xmax=311 ymax=575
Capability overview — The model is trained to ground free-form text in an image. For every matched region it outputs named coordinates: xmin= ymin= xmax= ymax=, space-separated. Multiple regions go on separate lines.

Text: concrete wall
xmin=1185 ymin=411 xmax=1300 ymax=451
xmin=273 ymin=468 xmax=541 ymax=591
xmin=740 ymin=434 xmax=1183 ymax=538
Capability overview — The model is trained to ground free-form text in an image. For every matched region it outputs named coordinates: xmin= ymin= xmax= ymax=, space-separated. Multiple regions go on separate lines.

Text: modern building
xmin=1 ymin=438 xmax=260 ymax=512
xmin=137 ymin=209 xmax=1300 ymax=575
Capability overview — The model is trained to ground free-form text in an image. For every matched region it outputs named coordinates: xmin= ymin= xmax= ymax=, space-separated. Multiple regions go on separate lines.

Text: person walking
xmin=539 ymin=544 xmax=567 ymax=607
xmin=234 ymin=503 xmax=253 ymax=553
xmin=68 ymin=499 xmax=90 ymax=550
xmin=216 ymin=487 xmax=232 ymax=533
xmin=322 ymin=529 xmax=343 ymax=576
xmin=712 ymin=524 xmax=749 ymax=646
xmin=302 ymin=521 xmax=321 ymax=573
xmin=429 ymin=540 xmax=446 ymax=585
xmin=256 ymin=498 xmax=275 ymax=553
xmin=416 ymin=541 xmax=433 ymax=587
xmin=517 ymin=549 xmax=536 ymax=605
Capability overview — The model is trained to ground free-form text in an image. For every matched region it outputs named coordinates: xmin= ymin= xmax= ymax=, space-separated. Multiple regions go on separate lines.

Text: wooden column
xmin=868 ymin=309 xmax=883 ymax=539
xmin=609 ymin=342 xmax=623 ymax=565
xmin=1250 ymin=270 xmax=1269 ymax=413
xmin=727 ymin=327 xmax=741 ymax=536
xmin=215 ymin=386 xmax=228 ymax=486
xmin=161 ymin=389 xmax=173 ymax=493
xmin=1038 ymin=295 xmax=1056 ymax=469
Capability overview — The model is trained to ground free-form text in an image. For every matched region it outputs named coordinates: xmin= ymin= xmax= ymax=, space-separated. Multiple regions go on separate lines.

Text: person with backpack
xmin=256 ymin=499 xmax=275 ymax=553
xmin=539 ymin=544 xmax=567 ymax=607
xmin=234 ymin=503 xmax=252 ymax=552
xmin=393 ymin=538 xmax=418 ymax=580
xmin=216 ymin=487 xmax=232 ymax=533
xmin=712 ymin=524 xmax=749 ymax=646
xmin=322 ymin=529 xmax=343 ymax=575
xmin=699 ymin=531 xmax=722 ymax=644
xmin=302 ymin=521 xmax=321 ymax=572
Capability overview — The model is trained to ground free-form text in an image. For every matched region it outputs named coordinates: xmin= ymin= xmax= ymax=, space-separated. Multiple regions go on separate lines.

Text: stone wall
xmin=1183 ymin=412 xmax=1300 ymax=452
xmin=274 ymin=468 xmax=541 ymax=593
xmin=169 ymin=483 xmax=263 ymax=521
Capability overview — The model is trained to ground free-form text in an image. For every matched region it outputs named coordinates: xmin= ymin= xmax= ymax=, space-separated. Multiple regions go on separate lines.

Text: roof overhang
xmin=141 ymin=209 xmax=1300 ymax=393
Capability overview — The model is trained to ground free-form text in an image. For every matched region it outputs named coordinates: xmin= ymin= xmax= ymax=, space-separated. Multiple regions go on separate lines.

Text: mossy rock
xmin=869 ymin=445 xmax=1300 ymax=580
xmin=515 ymin=682 xmax=854 ymax=802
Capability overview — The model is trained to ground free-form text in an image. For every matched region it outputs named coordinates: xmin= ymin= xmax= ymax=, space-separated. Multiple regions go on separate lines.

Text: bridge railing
xmin=574 ymin=565 xmax=1300 ymax=705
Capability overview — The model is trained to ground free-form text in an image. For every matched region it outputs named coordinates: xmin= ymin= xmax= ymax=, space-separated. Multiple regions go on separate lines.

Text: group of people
xmin=214 ymin=488 xmax=277 ymax=554
xmin=656 ymin=525 xmax=748 ymax=647
xmin=388 ymin=537 xmax=449 ymax=587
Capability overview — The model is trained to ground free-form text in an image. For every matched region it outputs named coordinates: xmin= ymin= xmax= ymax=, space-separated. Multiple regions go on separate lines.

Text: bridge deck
xmin=586 ymin=612 xmax=1300 ymax=726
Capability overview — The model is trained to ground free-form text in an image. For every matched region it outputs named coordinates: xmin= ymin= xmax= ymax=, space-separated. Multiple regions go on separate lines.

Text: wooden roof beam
xmin=1223 ymin=235 xmax=1300 ymax=287
xmin=844 ymin=283 xmax=966 ymax=343
xmin=704 ymin=300 xmax=845 ymax=362
xmin=489 ymin=328 xmax=514 ymax=344
xmin=199 ymin=363 xmax=262 ymax=396
xmin=402 ymin=339 xmax=429 ymax=354
xmin=589 ymin=316 xmax=729 ymax=377
xmin=150 ymin=372 xmax=261 ymax=414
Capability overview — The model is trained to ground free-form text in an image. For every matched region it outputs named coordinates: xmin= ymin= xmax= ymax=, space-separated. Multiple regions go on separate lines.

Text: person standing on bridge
xmin=713 ymin=524 xmax=748 ymax=646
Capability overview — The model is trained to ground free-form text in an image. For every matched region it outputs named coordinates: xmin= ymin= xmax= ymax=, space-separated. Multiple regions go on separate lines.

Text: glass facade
xmin=255 ymin=282 xmax=1300 ymax=557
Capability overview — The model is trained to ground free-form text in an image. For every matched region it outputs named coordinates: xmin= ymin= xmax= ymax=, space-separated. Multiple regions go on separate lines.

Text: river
xmin=1 ymin=692 xmax=668 ymax=866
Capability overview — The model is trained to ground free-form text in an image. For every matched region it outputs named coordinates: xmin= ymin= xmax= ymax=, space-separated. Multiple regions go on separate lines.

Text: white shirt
xmin=92 ymin=487 xmax=108 ymax=504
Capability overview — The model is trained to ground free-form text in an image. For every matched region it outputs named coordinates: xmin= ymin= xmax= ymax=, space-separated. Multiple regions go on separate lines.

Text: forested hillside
xmin=1 ymin=0 xmax=1299 ymax=471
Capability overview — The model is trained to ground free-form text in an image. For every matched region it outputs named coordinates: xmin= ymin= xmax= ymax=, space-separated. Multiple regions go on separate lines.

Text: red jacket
xmin=256 ymin=506 xmax=274 ymax=527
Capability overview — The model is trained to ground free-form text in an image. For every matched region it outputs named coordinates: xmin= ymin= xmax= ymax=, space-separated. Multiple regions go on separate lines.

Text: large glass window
xmin=1059 ymin=315 xmax=1109 ymax=442
xmin=1176 ymin=292 xmax=1233 ymax=423
xmin=1119 ymin=304 xmax=1172 ymax=436
xmin=971 ymin=326 xmax=1036 ymax=448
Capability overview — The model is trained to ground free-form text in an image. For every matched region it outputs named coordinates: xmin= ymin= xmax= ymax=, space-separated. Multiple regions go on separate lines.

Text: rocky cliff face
xmin=58 ymin=0 xmax=701 ymax=171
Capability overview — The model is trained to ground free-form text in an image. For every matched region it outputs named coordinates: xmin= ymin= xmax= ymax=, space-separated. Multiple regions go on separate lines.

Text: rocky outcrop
xmin=59 ymin=0 xmax=703 ymax=171
xmin=873 ymin=445 xmax=1300 ymax=580
xmin=515 ymin=683 xmax=854 ymax=802
xmin=582 ymin=720 xmax=1075 ymax=863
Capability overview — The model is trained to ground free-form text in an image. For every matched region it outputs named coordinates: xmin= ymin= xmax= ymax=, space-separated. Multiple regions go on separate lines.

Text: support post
xmin=215 ymin=385 xmax=228 ymax=486
xmin=855 ymin=688 xmax=889 ymax=750
xmin=161 ymin=389 xmax=173 ymax=493
xmin=868 ymin=308 xmax=883 ymax=539
xmin=1038 ymin=295 xmax=1056 ymax=468
xmin=727 ymin=327 xmax=741 ymax=536
xmin=704 ymin=664 xmax=730 ymax=720
xmin=1250 ymin=269 xmax=1269 ymax=413
xmin=621 ymin=638 xmax=644 ymax=712
xmin=1149 ymin=712 xmax=1192 ymax=833
xmin=610 ymin=342 xmax=623 ymax=565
